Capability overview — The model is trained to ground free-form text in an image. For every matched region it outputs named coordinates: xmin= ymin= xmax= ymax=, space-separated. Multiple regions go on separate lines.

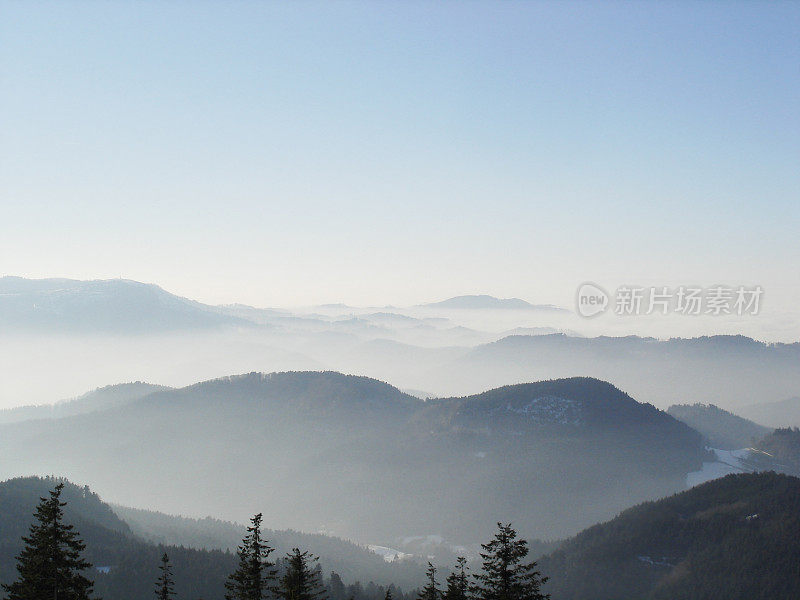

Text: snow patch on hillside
xmin=686 ymin=448 xmax=754 ymax=488
xmin=391 ymin=534 xmax=481 ymax=561
xmin=368 ymin=545 xmax=412 ymax=562
xmin=637 ymin=555 xmax=674 ymax=568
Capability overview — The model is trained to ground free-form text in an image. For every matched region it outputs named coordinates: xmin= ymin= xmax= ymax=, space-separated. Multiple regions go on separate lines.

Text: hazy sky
xmin=2 ymin=1 xmax=798 ymax=310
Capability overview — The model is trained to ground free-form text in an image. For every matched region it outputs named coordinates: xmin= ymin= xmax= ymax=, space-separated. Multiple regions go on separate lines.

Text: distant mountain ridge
xmin=434 ymin=333 xmax=800 ymax=408
xmin=740 ymin=397 xmax=800 ymax=429
xmin=0 ymin=276 xmax=247 ymax=332
xmin=0 ymin=382 xmax=170 ymax=424
xmin=0 ymin=277 xmax=564 ymax=340
xmin=667 ymin=403 xmax=771 ymax=450
xmin=423 ymin=295 xmax=564 ymax=311
xmin=0 ymin=371 xmax=707 ymax=543
xmin=0 ymin=278 xmax=568 ymax=331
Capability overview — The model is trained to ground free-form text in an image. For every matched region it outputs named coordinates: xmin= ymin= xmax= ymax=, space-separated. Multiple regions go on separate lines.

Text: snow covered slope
xmin=687 ymin=448 xmax=755 ymax=487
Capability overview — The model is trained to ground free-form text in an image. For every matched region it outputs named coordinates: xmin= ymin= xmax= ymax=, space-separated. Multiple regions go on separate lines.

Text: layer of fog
xmin=1 ymin=298 xmax=798 ymax=410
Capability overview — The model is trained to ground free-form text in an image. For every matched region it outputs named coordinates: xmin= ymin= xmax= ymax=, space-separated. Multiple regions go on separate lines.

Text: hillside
xmin=0 ymin=382 xmax=170 ymax=424
xmin=0 ymin=276 xmax=247 ymax=333
xmin=0 ymin=372 xmax=706 ymax=544
xmin=0 ymin=476 xmax=425 ymax=599
xmin=538 ymin=472 xmax=800 ymax=600
xmin=667 ymin=403 xmax=771 ymax=450
xmin=112 ymin=504 xmax=425 ymax=589
xmin=753 ymin=428 xmax=800 ymax=476
xmin=0 ymin=476 xmax=236 ymax=599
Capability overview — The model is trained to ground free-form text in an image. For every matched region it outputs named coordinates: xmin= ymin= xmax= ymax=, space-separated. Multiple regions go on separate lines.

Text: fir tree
xmin=155 ymin=552 xmax=176 ymax=599
xmin=470 ymin=523 xmax=549 ymax=600
xmin=417 ymin=563 xmax=440 ymax=600
xmin=277 ymin=548 xmax=327 ymax=600
xmin=2 ymin=482 xmax=95 ymax=600
xmin=384 ymin=587 xmax=393 ymax=600
xmin=225 ymin=513 xmax=277 ymax=600
xmin=443 ymin=557 xmax=468 ymax=600
xmin=328 ymin=572 xmax=346 ymax=600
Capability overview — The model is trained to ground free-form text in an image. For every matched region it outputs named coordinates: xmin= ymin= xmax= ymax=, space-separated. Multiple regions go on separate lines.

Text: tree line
xmin=3 ymin=484 xmax=549 ymax=600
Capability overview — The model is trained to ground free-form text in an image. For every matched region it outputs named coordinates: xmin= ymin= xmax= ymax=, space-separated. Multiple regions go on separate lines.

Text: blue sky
xmin=1 ymin=1 xmax=798 ymax=310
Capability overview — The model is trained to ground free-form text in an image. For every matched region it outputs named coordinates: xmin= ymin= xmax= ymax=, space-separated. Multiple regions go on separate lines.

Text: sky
xmin=1 ymin=1 xmax=798 ymax=312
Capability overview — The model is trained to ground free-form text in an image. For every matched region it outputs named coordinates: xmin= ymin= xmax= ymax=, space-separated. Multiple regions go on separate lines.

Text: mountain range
xmin=0 ymin=372 xmax=706 ymax=544
xmin=2 ymin=277 xmax=798 ymax=415
xmin=434 ymin=333 xmax=800 ymax=408
xmin=0 ymin=277 xmax=563 ymax=334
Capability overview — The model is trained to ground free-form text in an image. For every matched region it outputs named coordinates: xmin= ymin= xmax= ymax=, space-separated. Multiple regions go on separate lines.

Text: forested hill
xmin=753 ymin=428 xmax=800 ymax=476
xmin=0 ymin=476 xmax=424 ymax=599
xmin=0 ymin=373 xmax=706 ymax=543
xmin=538 ymin=472 xmax=800 ymax=600
xmin=427 ymin=377 xmax=701 ymax=435
xmin=0 ymin=476 xmax=236 ymax=598
xmin=667 ymin=403 xmax=771 ymax=450
xmin=113 ymin=504 xmax=426 ymax=589
xmin=139 ymin=370 xmax=421 ymax=416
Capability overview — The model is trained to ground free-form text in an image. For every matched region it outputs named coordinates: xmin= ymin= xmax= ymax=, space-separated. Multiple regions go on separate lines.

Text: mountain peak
xmin=0 ymin=276 xmax=243 ymax=333
xmin=146 ymin=370 xmax=421 ymax=415
xmin=423 ymin=295 xmax=563 ymax=311
xmin=437 ymin=376 xmax=693 ymax=433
